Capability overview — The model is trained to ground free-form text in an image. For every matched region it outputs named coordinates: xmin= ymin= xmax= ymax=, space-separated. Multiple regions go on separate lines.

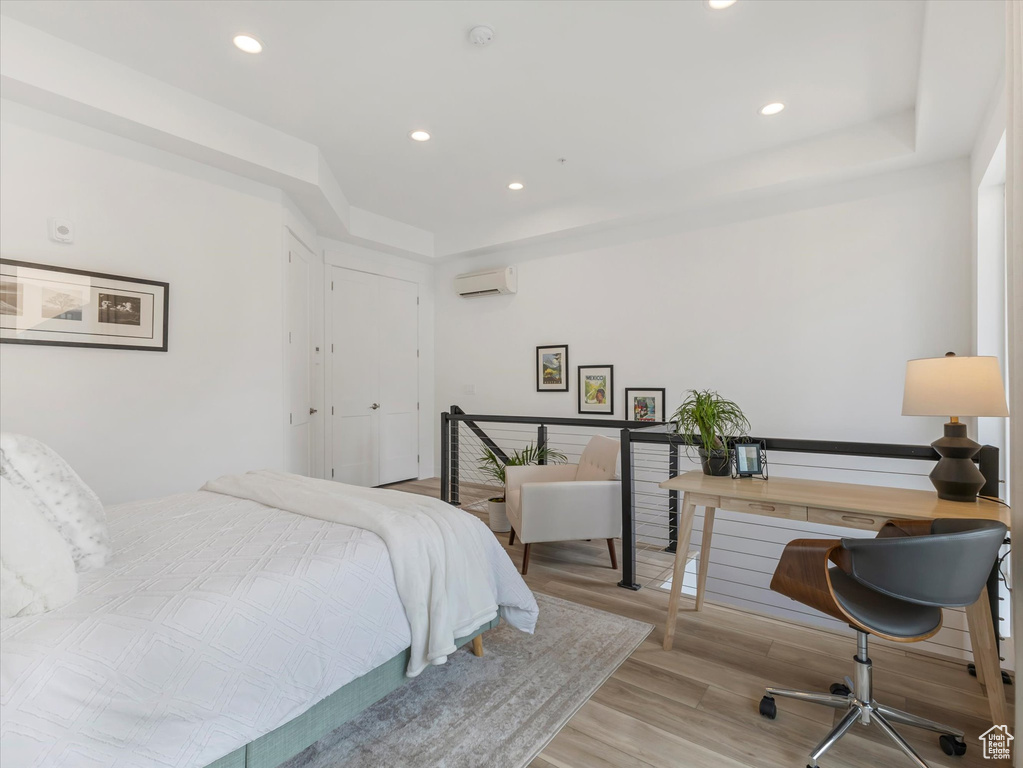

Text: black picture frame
xmin=578 ymin=364 xmax=614 ymax=414
xmin=733 ymin=441 xmax=767 ymax=478
xmin=625 ymin=388 xmax=666 ymax=422
xmin=0 ymin=259 xmax=169 ymax=351
xmin=536 ymin=344 xmax=569 ymax=392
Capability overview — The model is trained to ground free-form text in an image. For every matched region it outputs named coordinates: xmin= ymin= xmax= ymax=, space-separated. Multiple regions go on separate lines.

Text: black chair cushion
xmin=829 ymin=567 xmax=942 ymax=640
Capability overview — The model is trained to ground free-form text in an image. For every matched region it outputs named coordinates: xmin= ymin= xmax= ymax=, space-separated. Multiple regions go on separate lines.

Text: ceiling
xmin=0 ymin=0 xmax=1006 ymax=257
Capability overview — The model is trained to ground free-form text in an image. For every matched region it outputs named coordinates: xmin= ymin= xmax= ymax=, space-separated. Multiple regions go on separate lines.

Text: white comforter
xmin=203 ymin=471 xmax=536 ymax=677
xmin=0 ymin=487 xmax=538 ymax=768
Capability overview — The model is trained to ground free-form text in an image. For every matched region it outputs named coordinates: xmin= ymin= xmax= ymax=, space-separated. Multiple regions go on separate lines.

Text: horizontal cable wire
xmin=447 ymin=417 xmax=984 ymax=660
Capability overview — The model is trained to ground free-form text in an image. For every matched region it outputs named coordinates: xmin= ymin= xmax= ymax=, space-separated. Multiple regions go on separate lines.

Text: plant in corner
xmin=477 ymin=442 xmax=568 ymax=532
xmin=669 ymin=389 xmax=751 ymax=476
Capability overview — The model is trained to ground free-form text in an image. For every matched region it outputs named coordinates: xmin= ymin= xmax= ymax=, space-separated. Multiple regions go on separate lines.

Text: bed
xmin=0 ymin=479 xmax=538 ymax=768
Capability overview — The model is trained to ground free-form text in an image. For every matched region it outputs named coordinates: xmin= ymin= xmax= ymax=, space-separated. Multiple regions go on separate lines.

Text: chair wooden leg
xmin=470 ymin=635 xmax=484 ymax=657
xmin=607 ymin=538 xmax=618 ymax=569
xmin=521 ymin=543 xmax=531 ymax=575
xmin=508 ymin=529 xmax=515 ymax=546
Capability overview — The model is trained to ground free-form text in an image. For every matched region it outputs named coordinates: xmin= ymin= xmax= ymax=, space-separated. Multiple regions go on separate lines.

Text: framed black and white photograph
xmin=536 ymin=344 xmax=569 ymax=391
xmin=578 ymin=364 xmax=614 ymax=414
xmin=0 ymin=260 xmax=169 ymax=351
xmin=625 ymin=388 xmax=665 ymax=422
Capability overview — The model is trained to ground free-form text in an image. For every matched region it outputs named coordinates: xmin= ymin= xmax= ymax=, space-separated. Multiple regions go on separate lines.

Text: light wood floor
xmin=388 ymin=478 xmax=1014 ymax=768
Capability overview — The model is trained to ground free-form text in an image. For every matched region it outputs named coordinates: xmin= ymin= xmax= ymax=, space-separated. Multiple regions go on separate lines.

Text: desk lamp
xmin=902 ymin=353 xmax=1009 ymax=502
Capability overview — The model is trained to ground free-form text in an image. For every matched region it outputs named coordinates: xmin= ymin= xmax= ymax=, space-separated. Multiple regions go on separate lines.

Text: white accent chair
xmin=504 ymin=435 xmax=622 ymax=575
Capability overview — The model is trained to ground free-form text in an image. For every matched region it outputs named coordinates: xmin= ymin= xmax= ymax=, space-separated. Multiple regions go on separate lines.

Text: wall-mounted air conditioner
xmin=454 ymin=266 xmax=517 ymax=298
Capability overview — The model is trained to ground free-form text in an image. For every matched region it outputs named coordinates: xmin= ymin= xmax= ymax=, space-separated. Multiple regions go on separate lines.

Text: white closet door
xmin=331 ymin=269 xmax=380 ymax=486
xmin=329 ymin=267 xmax=419 ymax=487
xmin=377 ymin=277 xmax=419 ymax=485
xmin=285 ymin=244 xmax=311 ymax=475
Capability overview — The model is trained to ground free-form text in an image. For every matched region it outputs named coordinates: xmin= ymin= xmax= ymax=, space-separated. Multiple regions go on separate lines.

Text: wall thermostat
xmin=49 ymin=218 xmax=74 ymax=243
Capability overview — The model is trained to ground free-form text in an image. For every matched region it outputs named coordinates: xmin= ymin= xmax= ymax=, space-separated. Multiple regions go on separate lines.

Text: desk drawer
xmin=808 ymin=508 xmax=889 ymax=531
xmin=721 ymin=497 xmax=807 ymax=521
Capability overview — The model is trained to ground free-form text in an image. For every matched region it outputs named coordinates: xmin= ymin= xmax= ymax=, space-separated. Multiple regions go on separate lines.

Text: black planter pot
xmin=699 ymin=448 xmax=731 ymax=476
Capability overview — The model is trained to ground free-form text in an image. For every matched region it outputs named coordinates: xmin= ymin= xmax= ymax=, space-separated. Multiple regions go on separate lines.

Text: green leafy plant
xmin=477 ymin=442 xmax=568 ymax=501
xmin=669 ymin=389 xmax=751 ymax=457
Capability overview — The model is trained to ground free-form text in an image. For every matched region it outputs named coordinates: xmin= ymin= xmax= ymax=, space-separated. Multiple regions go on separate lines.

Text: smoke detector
xmin=469 ymin=25 xmax=494 ymax=46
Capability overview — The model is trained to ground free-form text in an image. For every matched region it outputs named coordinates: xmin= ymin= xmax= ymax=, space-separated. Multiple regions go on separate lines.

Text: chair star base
xmin=759 ymin=632 xmax=966 ymax=768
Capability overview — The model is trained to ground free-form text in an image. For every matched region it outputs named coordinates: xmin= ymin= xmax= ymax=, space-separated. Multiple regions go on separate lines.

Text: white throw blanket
xmin=203 ymin=470 xmax=538 ymax=677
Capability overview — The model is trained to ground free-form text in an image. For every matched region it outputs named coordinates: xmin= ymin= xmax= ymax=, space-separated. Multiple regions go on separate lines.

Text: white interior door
xmin=286 ymin=244 xmax=311 ymax=475
xmin=329 ymin=267 xmax=419 ymax=487
xmin=378 ymin=277 xmax=419 ymax=485
xmin=331 ymin=268 xmax=380 ymax=486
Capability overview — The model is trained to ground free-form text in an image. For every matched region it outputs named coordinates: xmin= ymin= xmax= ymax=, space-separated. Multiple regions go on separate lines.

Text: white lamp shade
xmin=902 ymin=356 xmax=1009 ymax=417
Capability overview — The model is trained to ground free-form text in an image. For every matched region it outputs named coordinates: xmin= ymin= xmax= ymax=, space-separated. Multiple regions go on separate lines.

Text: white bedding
xmin=0 ymin=489 xmax=538 ymax=768
xmin=204 ymin=471 xmax=536 ymax=677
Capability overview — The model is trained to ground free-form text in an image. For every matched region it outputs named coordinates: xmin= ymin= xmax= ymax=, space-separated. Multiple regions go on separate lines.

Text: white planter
xmin=488 ymin=499 xmax=511 ymax=532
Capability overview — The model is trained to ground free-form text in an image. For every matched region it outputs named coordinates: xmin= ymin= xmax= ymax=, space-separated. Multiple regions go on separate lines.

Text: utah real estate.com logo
xmin=980 ymin=725 xmax=1013 ymax=760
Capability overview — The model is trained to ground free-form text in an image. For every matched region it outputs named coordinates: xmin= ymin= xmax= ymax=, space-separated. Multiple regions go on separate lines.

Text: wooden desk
xmin=659 ymin=471 xmax=1011 ymax=726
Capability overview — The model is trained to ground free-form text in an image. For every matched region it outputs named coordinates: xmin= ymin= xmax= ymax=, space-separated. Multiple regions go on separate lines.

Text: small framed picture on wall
xmin=625 ymin=388 xmax=665 ymax=422
xmin=578 ymin=365 xmax=614 ymax=414
xmin=536 ymin=344 xmax=569 ymax=391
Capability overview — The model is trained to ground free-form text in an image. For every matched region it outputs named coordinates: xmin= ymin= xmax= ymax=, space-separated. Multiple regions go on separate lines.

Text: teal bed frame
xmin=204 ymin=618 xmax=499 ymax=768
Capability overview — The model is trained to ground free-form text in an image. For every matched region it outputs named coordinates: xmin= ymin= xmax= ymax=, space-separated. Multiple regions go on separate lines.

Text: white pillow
xmin=1 ymin=475 xmax=78 ymax=618
xmin=0 ymin=433 xmax=109 ymax=572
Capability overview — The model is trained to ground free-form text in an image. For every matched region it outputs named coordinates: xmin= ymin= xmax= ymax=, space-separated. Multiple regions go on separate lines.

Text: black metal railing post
xmin=618 ymin=427 xmax=640 ymax=590
xmin=978 ymin=445 xmax=1000 ymax=499
xmin=440 ymin=411 xmax=450 ymax=504
xmin=450 ymin=405 xmax=461 ymax=506
xmin=537 ymin=425 xmax=548 ymax=464
xmin=442 ymin=408 xmax=1007 ymax=682
xmin=666 ymin=441 xmax=679 ymax=554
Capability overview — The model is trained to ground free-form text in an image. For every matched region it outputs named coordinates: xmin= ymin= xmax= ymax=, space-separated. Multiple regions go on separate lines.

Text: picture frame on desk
xmin=733 ymin=440 xmax=767 ymax=479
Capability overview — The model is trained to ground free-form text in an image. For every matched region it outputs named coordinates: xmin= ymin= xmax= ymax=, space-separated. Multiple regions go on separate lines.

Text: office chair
xmin=759 ymin=518 xmax=1007 ymax=768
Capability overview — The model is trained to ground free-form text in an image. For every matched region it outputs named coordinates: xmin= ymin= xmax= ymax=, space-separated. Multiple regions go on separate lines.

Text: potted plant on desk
xmin=477 ymin=443 xmax=567 ymax=532
xmin=669 ymin=389 xmax=751 ymax=476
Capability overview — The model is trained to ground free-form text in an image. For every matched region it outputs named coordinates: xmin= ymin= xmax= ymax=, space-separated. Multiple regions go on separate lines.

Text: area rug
xmin=283 ymin=593 xmax=652 ymax=768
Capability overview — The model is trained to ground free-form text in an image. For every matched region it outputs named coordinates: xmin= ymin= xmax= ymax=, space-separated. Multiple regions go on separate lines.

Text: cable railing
xmin=439 ymin=406 xmax=1008 ymax=668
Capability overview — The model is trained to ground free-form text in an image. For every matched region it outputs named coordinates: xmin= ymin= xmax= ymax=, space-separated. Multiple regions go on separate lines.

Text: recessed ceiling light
xmin=759 ymin=102 xmax=785 ymax=116
xmin=233 ymin=34 xmax=264 ymax=54
xmin=409 ymin=130 xmax=431 ymax=142
xmin=707 ymin=0 xmax=737 ymax=9
xmin=508 ymin=182 xmax=524 ymax=191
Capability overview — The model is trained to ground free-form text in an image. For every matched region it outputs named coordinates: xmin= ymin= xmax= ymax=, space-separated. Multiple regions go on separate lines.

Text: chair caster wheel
xmin=829 ymin=683 xmax=851 ymax=696
xmin=759 ymin=695 xmax=777 ymax=719
xmin=939 ymin=734 xmax=967 ymax=756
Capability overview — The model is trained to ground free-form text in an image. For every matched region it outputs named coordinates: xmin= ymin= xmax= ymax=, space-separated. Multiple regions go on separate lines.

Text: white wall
xmin=434 ymin=159 xmax=985 ymax=660
xmin=436 ymin=160 xmax=972 ymax=448
xmin=969 ymin=75 xmax=1009 ymax=488
xmin=0 ymin=104 xmax=288 ymax=504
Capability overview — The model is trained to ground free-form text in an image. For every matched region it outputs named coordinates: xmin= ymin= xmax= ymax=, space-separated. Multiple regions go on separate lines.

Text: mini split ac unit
xmin=454 ymin=266 xmax=517 ymax=298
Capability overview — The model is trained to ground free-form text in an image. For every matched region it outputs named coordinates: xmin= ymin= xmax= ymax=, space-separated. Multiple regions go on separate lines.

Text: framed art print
xmin=578 ymin=364 xmax=614 ymax=414
xmin=0 ymin=260 xmax=169 ymax=351
xmin=626 ymin=388 xmax=665 ymax=422
xmin=536 ymin=344 xmax=569 ymax=391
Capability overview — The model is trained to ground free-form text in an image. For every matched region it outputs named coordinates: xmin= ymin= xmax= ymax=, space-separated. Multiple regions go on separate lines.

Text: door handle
xmin=370 ymin=403 xmax=380 ymax=410
xmin=309 ymin=407 xmax=318 ymax=415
